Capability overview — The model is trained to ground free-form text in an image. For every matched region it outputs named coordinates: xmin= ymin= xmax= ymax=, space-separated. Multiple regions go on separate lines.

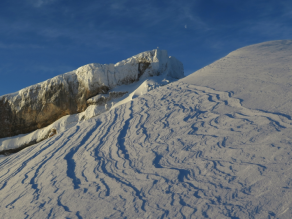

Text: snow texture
xmin=181 ymin=40 xmax=292 ymax=116
xmin=1 ymin=41 xmax=292 ymax=218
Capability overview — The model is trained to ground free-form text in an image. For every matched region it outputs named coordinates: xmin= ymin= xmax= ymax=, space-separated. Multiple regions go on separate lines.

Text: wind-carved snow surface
xmin=1 ymin=82 xmax=292 ymax=218
xmin=1 ymin=40 xmax=292 ymax=218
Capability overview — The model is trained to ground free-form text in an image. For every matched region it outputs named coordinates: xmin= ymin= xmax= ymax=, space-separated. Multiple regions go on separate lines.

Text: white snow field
xmin=1 ymin=40 xmax=292 ymax=218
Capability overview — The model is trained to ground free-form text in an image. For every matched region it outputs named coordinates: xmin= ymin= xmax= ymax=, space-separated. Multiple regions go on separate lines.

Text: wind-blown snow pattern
xmin=1 ymin=82 xmax=292 ymax=218
xmin=1 ymin=41 xmax=292 ymax=218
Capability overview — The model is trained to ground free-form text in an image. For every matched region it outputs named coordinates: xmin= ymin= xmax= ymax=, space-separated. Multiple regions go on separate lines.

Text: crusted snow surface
xmin=1 ymin=84 xmax=292 ymax=218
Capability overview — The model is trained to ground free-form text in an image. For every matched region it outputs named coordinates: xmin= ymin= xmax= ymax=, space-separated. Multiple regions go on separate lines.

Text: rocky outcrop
xmin=0 ymin=49 xmax=184 ymax=138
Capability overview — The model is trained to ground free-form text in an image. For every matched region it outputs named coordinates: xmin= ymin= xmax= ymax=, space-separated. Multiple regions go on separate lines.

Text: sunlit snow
xmin=1 ymin=40 xmax=292 ymax=218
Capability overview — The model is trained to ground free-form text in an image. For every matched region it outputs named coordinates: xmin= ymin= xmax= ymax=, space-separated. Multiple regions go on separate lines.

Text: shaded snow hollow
xmin=1 ymin=41 xmax=292 ymax=218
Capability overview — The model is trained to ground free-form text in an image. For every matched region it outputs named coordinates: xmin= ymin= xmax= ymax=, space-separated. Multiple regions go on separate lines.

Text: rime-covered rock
xmin=0 ymin=49 xmax=184 ymax=138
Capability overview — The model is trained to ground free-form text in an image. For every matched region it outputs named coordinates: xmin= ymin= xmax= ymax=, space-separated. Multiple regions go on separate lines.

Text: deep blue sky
xmin=1 ymin=0 xmax=292 ymax=95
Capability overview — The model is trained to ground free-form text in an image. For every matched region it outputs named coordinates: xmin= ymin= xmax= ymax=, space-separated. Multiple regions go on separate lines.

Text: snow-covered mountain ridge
xmin=0 ymin=49 xmax=183 ymax=139
xmin=0 ymin=49 xmax=183 ymax=154
xmin=1 ymin=40 xmax=292 ymax=218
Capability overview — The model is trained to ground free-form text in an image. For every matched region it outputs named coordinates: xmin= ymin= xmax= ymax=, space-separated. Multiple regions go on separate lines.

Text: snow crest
xmin=0 ymin=48 xmax=184 ymax=140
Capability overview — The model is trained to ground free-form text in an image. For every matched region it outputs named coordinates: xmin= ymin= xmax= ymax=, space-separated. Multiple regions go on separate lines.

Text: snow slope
xmin=181 ymin=40 xmax=292 ymax=116
xmin=1 ymin=41 xmax=292 ymax=218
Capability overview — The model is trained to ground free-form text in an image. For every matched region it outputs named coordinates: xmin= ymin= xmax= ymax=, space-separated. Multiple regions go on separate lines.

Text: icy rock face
xmin=0 ymin=49 xmax=184 ymax=138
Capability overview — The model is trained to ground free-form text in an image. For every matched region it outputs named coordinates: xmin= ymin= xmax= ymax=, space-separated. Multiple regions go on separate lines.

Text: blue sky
xmin=1 ymin=0 xmax=292 ymax=95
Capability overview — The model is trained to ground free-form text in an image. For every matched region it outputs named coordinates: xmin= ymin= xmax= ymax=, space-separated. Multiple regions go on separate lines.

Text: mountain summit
xmin=0 ymin=49 xmax=183 ymax=139
xmin=1 ymin=41 xmax=292 ymax=218
xmin=0 ymin=49 xmax=183 ymax=154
